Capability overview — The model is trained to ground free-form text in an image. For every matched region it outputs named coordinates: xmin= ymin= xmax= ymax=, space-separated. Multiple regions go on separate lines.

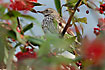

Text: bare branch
xmin=61 ymin=0 xmax=82 ymax=37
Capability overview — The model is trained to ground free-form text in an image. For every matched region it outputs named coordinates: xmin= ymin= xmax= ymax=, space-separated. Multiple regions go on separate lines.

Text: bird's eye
xmin=45 ymin=9 xmax=48 ymax=12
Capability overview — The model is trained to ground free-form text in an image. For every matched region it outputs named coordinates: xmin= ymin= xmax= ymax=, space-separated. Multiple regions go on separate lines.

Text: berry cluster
xmin=94 ymin=18 xmax=105 ymax=35
xmin=99 ymin=3 xmax=105 ymax=14
xmin=94 ymin=28 xmax=100 ymax=35
xmin=83 ymin=39 xmax=105 ymax=65
xmin=9 ymin=0 xmax=37 ymax=11
xmin=15 ymin=48 xmax=37 ymax=61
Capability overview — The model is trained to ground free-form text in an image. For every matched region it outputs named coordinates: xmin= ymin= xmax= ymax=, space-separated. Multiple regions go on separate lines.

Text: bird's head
xmin=37 ymin=8 xmax=59 ymax=17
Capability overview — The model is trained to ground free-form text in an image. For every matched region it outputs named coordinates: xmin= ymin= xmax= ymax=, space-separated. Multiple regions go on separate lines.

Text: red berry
xmin=96 ymin=32 xmax=100 ymax=35
xmin=15 ymin=48 xmax=37 ymax=61
xmin=86 ymin=10 xmax=89 ymax=14
xmin=100 ymin=10 xmax=104 ymax=14
xmin=97 ymin=24 xmax=100 ymax=27
xmin=94 ymin=28 xmax=100 ymax=31
xmin=94 ymin=30 xmax=96 ymax=33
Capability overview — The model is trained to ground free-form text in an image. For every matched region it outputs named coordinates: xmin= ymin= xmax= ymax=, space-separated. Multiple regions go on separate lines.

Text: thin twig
xmin=16 ymin=17 xmax=36 ymax=49
xmin=27 ymin=41 xmax=34 ymax=49
xmin=61 ymin=0 xmax=82 ymax=37
xmin=17 ymin=17 xmax=22 ymax=30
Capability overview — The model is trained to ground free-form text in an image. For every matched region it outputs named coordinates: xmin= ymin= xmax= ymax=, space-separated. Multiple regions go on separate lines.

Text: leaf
xmin=15 ymin=30 xmax=26 ymax=44
xmin=0 ymin=25 xmax=8 ymax=63
xmin=7 ymin=48 xmax=15 ymax=70
xmin=82 ymin=0 xmax=88 ymax=4
xmin=38 ymin=34 xmax=69 ymax=56
xmin=65 ymin=36 xmax=76 ymax=43
xmin=9 ymin=24 xmax=26 ymax=44
xmin=5 ymin=11 xmax=21 ymax=18
xmin=0 ymin=5 xmax=6 ymax=17
xmin=63 ymin=0 xmax=78 ymax=7
xmin=67 ymin=0 xmax=78 ymax=3
xmin=74 ymin=24 xmax=82 ymax=42
xmin=32 ymin=2 xmax=45 ymax=6
xmin=8 ymin=30 xmax=17 ymax=40
xmin=20 ymin=15 xmax=35 ymax=20
xmin=25 ymin=35 xmax=44 ymax=46
xmin=4 ymin=47 xmax=9 ymax=64
xmin=79 ymin=23 xmax=84 ymax=35
xmin=23 ymin=23 xmax=33 ymax=33
xmin=10 ymin=26 xmax=26 ymax=44
xmin=14 ymin=42 xmax=21 ymax=48
xmin=54 ymin=0 xmax=62 ymax=16
xmin=41 ymin=56 xmax=73 ymax=64
xmin=78 ymin=17 xmax=87 ymax=24
xmin=46 ymin=34 xmax=69 ymax=49
xmin=3 ymin=11 xmax=36 ymax=21
xmin=74 ymin=24 xmax=80 ymax=35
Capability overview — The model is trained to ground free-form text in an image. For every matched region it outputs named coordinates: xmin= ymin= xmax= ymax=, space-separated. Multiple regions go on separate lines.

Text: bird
xmin=37 ymin=8 xmax=75 ymax=36
xmin=37 ymin=8 xmax=66 ymax=34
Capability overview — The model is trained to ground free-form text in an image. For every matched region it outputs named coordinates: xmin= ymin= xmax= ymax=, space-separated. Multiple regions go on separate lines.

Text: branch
xmin=17 ymin=17 xmax=22 ymax=30
xmin=27 ymin=41 xmax=35 ymax=49
xmin=61 ymin=0 xmax=82 ymax=37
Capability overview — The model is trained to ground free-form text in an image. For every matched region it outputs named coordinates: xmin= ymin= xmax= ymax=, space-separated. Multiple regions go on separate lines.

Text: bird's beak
xmin=37 ymin=11 xmax=44 ymax=14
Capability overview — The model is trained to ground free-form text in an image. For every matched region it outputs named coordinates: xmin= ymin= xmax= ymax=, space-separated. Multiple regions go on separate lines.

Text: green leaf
xmin=5 ymin=11 xmax=21 ymax=18
xmin=3 ymin=11 xmax=36 ymax=21
xmin=74 ymin=24 xmax=82 ymax=42
xmin=15 ymin=30 xmax=26 ymax=44
xmin=63 ymin=0 xmax=78 ymax=8
xmin=65 ymin=36 xmax=76 ymax=43
xmin=82 ymin=0 xmax=88 ymax=4
xmin=79 ymin=23 xmax=84 ymax=35
xmin=0 ymin=25 xmax=8 ymax=63
xmin=32 ymin=2 xmax=45 ymax=6
xmin=7 ymin=48 xmax=15 ymax=70
xmin=46 ymin=34 xmax=69 ymax=49
xmin=38 ymin=34 xmax=69 ymax=56
xmin=41 ymin=56 xmax=73 ymax=64
xmin=54 ymin=0 xmax=62 ymax=16
xmin=9 ymin=23 xmax=26 ymax=44
xmin=4 ymin=47 xmax=9 ymax=64
xmin=20 ymin=15 xmax=35 ymax=20
xmin=67 ymin=0 xmax=78 ymax=3
xmin=8 ymin=30 xmax=17 ymax=40
xmin=0 ymin=5 xmax=6 ymax=17
xmin=23 ymin=23 xmax=33 ymax=33
xmin=78 ymin=17 xmax=87 ymax=24
xmin=74 ymin=24 xmax=80 ymax=35
xmin=25 ymin=35 xmax=44 ymax=46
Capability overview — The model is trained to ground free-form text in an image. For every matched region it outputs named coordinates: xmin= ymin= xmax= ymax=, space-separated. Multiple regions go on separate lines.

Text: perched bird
xmin=38 ymin=8 xmax=75 ymax=36
xmin=37 ymin=8 xmax=66 ymax=34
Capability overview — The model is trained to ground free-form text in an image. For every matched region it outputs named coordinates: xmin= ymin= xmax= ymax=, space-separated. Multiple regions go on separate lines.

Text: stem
xmin=27 ymin=41 xmax=34 ymax=49
xmin=17 ymin=17 xmax=22 ymax=30
xmin=16 ymin=18 xmax=36 ymax=48
xmin=61 ymin=0 xmax=82 ymax=37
